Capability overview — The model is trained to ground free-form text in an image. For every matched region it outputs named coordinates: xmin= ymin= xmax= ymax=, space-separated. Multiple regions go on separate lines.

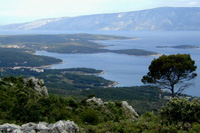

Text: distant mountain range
xmin=1 ymin=7 xmax=200 ymax=31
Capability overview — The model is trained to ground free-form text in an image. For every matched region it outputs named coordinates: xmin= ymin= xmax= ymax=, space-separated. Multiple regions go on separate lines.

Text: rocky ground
xmin=0 ymin=120 xmax=79 ymax=133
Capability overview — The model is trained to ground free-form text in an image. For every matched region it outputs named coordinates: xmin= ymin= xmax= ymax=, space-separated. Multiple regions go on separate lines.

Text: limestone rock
xmin=24 ymin=77 xmax=48 ymax=96
xmin=0 ymin=120 xmax=79 ymax=133
xmin=21 ymin=122 xmax=36 ymax=133
xmin=86 ymin=97 xmax=104 ymax=106
xmin=49 ymin=120 xmax=65 ymax=132
xmin=13 ymin=128 xmax=23 ymax=133
xmin=0 ymin=123 xmax=21 ymax=132
xmin=63 ymin=120 xmax=79 ymax=133
xmin=122 ymin=101 xmax=139 ymax=121
xmin=48 ymin=120 xmax=79 ymax=133
xmin=35 ymin=123 xmax=49 ymax=131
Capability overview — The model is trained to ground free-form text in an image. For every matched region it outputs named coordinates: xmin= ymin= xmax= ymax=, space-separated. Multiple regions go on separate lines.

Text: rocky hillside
xmin=0 ymin=76 xmax=138 ymax=130
xmin=1 ymin=7 xmax=200 ymax=31
xmin=1 ymin=76 xmax=200 ymax=132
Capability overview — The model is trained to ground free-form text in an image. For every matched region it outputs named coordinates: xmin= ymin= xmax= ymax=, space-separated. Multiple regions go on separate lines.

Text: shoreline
xmin=116 ymin=53 xmax=163 ymax=57
xmin=106 ymin=81 xmax=119 ymax=88
xmin=146 ymin=53 xmax=163 ymax=57
xmin=6 ymin=61 xmax=64 ymax=70
xmin=41 ymin=50 xmax=161 ymax=57
xmin=35 ymin=61 xmax=65 ymax=69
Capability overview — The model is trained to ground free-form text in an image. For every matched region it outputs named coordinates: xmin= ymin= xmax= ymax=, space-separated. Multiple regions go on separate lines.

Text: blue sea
xmin=1 ymin=30 xmax=200 ymax=97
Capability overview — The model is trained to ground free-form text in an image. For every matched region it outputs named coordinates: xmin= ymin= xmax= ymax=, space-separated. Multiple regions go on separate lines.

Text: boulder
xmin=0 ymin=123 xmax=20 ymax=132
xmin=48 ymin=120 xmax=79 ymax=133
xmin=21 ymin=122 xmax=36 ymax=133
xmin=63 ymin=120 xmax=79 ymax=133
xmin=35 ymin=122 xmax=49 ymax=131
xmin=49 ymin=120 xmax=65 ymax=132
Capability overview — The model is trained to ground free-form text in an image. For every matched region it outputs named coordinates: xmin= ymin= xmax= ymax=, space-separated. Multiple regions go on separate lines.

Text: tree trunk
xmin=171 ymin=85 xmax=175 ymax=98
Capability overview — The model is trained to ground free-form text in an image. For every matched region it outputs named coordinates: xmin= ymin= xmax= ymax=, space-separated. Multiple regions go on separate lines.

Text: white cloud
xmin=188 ymin=1 xmax=198 ymax=5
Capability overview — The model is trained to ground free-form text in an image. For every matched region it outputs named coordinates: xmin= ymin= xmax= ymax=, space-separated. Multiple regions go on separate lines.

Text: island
xmin=0 ymin=34 xmax=159 ymax=57
xmin=111 ymin=49 xmax=159 ymax=56
xmin=156 ymin=45 xmax=199 ymax=49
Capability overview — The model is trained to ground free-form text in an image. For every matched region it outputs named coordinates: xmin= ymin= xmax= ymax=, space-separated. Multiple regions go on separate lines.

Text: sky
xmin=1 ymin=0 xmax=200 ymax=25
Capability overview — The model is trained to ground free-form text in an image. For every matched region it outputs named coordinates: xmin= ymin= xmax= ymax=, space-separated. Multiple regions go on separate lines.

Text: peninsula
xmin=0 ymin=34 xmax=159 ymax=58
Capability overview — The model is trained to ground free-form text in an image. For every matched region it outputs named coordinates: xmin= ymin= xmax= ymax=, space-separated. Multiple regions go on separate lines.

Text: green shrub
xmin=192 ymin=123 xmax=200 ymax=132
xmin=66 ymin=97 xmax=78 ymax=108
xmin=81 ymin=109 xmax=99 ymax=125
xmin=159 ymin=98 xmax=200 ymax=123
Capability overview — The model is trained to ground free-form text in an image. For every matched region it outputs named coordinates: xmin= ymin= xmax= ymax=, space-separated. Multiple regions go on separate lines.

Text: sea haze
xmin=0 ymin=30 xmax=200 ymax=97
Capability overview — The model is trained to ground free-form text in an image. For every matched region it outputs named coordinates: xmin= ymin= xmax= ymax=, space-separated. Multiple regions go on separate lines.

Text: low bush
xmin=159 ymin=98 xmax=200 ymax=123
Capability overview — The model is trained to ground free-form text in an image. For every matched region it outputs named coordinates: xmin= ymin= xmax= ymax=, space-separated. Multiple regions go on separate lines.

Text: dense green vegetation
xmin=0 ymin=67 xmax=192 ymax=115
xmin=62 ymin=86 xmax=170 ymax=114
xmin=83 ymin=109 xmax=200 ymax=132
xmin=0 ymin=68 xmax=114 ymax=89
xmin=0 ymin=76 xmax=135 ymax=125
xmin=0 ymin=34 xmax=158 ymax=56
xmin=0 ymin=76 xmax=200 ymax=132
xmin=0 ymin=48 xmax=62 ymax=67
xmin=160 ymin=97 xmax=200 ymax=123
xmin=0 ymin=68 xmax=170 ymax=114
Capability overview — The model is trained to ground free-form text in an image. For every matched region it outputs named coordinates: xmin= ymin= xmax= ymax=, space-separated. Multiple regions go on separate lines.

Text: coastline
xmin=8 ymin=61 xmax=65 ymax=70
xmin=107 ymin=81 xmax=119 ymax=88
xmin=96 ymin=71 xmax=105 ymax=75
xmin=117 ymin=53 xmax=163 ymax=57
xmin=35 ymin=61 xmax=65 ymax=68
xmin=147 ymin=53 xmax=163 ymax=57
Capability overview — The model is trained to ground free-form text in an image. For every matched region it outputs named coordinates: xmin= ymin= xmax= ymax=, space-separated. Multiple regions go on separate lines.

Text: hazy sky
xmin=1 ymin=0 xmax=200 ymax=25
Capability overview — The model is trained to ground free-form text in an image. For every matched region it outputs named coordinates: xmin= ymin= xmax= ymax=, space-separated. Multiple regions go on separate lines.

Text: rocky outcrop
xmin=24 ymin=77 xmax=48 ymax=96
xmin=0 ymin=120 xmax=79 ymax=133
xmin=86 ymin=97 xmax=139 ymax=121
xmin=0 ymin=123 xmax=21 ymax=132
xmin=86 ymin=97 xmax=104 ymax=106
xmin=122 ymin=101 xmax=139 ymax=121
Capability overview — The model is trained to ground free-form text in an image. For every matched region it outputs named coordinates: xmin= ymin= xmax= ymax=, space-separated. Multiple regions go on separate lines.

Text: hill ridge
xmin=1 ymin=7 xmax=200 ymax=31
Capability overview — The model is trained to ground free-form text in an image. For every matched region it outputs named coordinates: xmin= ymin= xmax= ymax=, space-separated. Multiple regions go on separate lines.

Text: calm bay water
xmin=1 ymin=29 xmax=200 ymax=97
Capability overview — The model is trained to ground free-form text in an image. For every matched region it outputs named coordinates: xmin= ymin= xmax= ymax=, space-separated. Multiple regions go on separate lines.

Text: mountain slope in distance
xmin=1 ymin=7 xmax=200 ymax=31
